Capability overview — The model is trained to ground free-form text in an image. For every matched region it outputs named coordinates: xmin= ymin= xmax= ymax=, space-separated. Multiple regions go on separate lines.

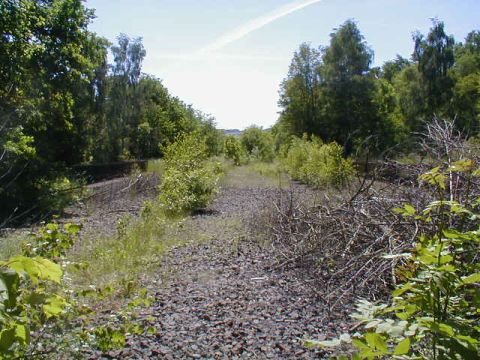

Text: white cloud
xmin=197 ymin=0 xmax=323 ymax=54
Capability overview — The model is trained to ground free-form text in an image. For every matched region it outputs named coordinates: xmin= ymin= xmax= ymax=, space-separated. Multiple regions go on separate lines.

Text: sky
xmin=85 ymin=0 xmax=480 ymax=130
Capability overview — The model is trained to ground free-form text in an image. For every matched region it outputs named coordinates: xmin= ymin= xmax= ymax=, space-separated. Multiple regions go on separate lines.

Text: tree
xmin=106 ymin=34 xmax=146 ymax=160
xmin=451 ymin=30 xmax=480 ymax=134
xmin=321 ymin=20 xmax=386 ymax=153
xmin=381 ymin=55 xmax=411 ymax=83
xmin=0 ymin=0 xmax=110 ymax=224
xmin=278 ymin=43 xmax=323 ymax=136
xmin=413 ymin=19 xmax=455 ymax=116
xmin=240 ymin=126 xmax=275 ymax=162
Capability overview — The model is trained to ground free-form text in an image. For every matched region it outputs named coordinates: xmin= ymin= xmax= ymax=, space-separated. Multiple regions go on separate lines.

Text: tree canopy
xmin=276 ymin=19 xmax=480 ymax=154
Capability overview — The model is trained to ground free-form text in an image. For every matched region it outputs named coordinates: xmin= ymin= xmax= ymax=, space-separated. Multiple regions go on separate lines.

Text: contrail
xmin=197 ymin=0 xmax=323 ymax=54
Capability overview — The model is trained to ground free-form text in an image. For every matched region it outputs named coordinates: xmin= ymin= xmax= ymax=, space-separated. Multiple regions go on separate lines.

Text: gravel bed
xmin=84 ymin=174 xmax=351 ymax=359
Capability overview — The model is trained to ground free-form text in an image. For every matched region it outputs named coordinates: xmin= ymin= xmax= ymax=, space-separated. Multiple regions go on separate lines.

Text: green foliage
xmin=277 ymin=43 xmax=322 ymax=137
xmin=223 ymin=135 xmax=245 ymax=165
xmin=309 ymin=162 xmax=480 ymax=359
xmin=413 ymin=19 xmax=456 ymax=116
xmin=283 ymin=136 xmax=355 ymax=188
xmin=0 ymin=220 xmax=157 ymax=358
xmin=0 ymin=2 xmax=223 ymax=225
xmin=240 ymin=126 xmax=275 ymax=162
xmin=0 ymin=223 xmax=80 ymax=358
xmin=159 ymin=133 xmax=223 ymax=215
xmin=0 ymin=124 xmax=84 ymax=223
xmin=277 ymin=21 xmax=393 ymax=154
xmin=276 ymin=19 xmax=480 ymax=155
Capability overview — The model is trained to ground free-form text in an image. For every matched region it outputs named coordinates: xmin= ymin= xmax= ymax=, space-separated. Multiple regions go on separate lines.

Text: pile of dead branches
xmin=259 ymin=179 xmax=432 ymax=310
xmin=257 ymin=118 xmax=480 ymax=311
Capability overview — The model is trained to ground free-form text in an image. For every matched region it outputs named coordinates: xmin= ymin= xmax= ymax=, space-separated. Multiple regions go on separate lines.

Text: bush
xmin=159 ymin=133 xmax=222 ymax=215
xmin=223 ymin=135 xmax=244 ymax=165
xmin=283 ymin=136 xmax=355 ymax=188
xmin=240 ymin=126 xmax=275 ymax=162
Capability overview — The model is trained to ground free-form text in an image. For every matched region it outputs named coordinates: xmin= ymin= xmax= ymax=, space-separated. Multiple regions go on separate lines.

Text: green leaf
xmin=365 ymin=333 xmax=388 ymax=353
xmin=461 ymin=272 xmax=480 ymax=285
xmin=14 ymin=325 xmax=30 ymax=346
xmin=0 ymin=328 xmax=15 ymax=352
xmin=35 ymin=258 xmax=62 ymax=283
xmin=404 ymin=204 xmax=416 ymax=215
xmin=0 ymin=270 xmax=18 ymax=309
xmin=7 ymin=256 xmax=62 ymax=284
xmin=394 ymin=337 xmax=411 ymax=355
xmin=393 ymin=204 xmax=416 ymax=216
xmin=393 ymin=282 xmax=414 ymax=297
xmin=43 ymin=295 xmax=68 ymax=318
xmin=352 ymin=338 xmax=369 ymax=350
xmin=65 ymin=223 xmax=82 ymax=235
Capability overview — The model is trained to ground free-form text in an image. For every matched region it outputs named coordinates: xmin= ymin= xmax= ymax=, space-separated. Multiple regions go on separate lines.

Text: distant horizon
xmin=86 ymin=0 xmax=480 ymax=130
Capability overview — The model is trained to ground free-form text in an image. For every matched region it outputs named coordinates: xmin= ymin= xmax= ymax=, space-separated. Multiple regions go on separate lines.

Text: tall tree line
xmin=275 ymin=19 xmax=480 ymax=154
xmin=0 ymin=0 xmax=220 ymax=224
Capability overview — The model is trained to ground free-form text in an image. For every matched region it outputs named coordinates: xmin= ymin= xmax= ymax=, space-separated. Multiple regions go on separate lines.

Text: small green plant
xmin=0 ymin=223 xmax=81 ymax=358
xmin=0 ymin=221 xmax=156 ymax=358
xmin=307 ymin=160 xmax=480 ymax=359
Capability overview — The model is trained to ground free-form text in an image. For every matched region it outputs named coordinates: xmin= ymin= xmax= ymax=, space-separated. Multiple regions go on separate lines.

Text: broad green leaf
xmin=8 ymin=256 xmax=62 ymax=283
xmin=393 ymin=282 xmax=414 ymax=297
xmin=14 ymin=325 xmax=29 ymax=345
xmin=437 ymin=264 xmax=457 ymax=272
xmin=365 ymin=333 xmax=388 ymax=352
xmin=43 ymin=295 xmax=67 ymax=318
xmin=0 ymin=270 xmax=18 ymax=309
xmin=437 ymin=323 xmax=454 ymax=336
xmin=35 ymin=258 xmax=62 ymax=283
xmin=0 ymin=328 xmax=15 ymax=352
xmin=394 ymin=337 xmax=411 ymax=355
xmin=461 ymin=272 xmax=480 ymax=285
xmin=352 ymin=338 xmax=369 ymax=350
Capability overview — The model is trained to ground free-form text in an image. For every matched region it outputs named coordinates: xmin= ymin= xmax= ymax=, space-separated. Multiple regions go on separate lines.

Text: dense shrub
xmin=159 ymin=133 xmax=222 ymax=215
xmin=283 ymin=136 xmax=355 ymax=188
xmin=223 ymin=135 xmax=244 ymax=165
xmin=240 ymin=126 xmax=275 ymax=162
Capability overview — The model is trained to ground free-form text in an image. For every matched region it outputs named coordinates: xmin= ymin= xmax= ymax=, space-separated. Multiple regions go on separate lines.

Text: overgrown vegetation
xmin=274 ymin=20 xmax=480 ymax=155
xmin=308 ymin=161 xmax=480 ymax=359
xmin=0 ymin=222 xmax=154 ymax=357
xmin=159 ymin=133 xmax=223 ymax=215
xmin=258 ymin=119 xmax=480 ymax=358
xmin=0 ymin=130 xmax=225 ymax=357
xmin=2 ymin=1 xmax=480 ymax=358
xmin=282 ymin=136 xmax=355 ymax=188
xmin=0 ymin=0 xmax=223 ymax=225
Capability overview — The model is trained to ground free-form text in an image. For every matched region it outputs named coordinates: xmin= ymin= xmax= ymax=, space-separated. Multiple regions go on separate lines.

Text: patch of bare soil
xmin=86 ymin=168 xmax=349 ymax=359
